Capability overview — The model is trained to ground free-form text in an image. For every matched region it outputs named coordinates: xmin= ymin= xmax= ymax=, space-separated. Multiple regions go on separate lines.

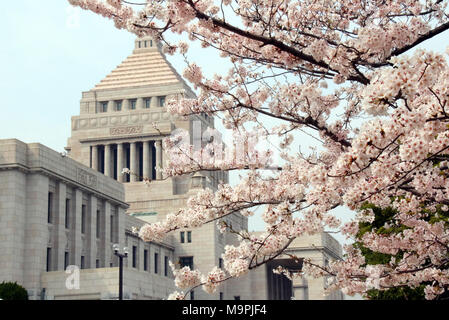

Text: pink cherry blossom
xmin=69 ymin=0 xmax=449 ymax=299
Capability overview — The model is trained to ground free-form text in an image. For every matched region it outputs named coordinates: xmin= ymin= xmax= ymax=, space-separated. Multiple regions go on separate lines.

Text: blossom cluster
xmin=201 ymin=267 xmax=227 ymax=294
xmin=69 ymin=0 xmax=449 ymax=299
xmin=170 ymin=262 xmax=202 ymax=289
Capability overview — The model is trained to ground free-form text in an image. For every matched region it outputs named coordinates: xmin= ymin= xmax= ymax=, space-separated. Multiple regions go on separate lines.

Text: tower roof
xmin=92 ymin=36 xmax=184 ymax=91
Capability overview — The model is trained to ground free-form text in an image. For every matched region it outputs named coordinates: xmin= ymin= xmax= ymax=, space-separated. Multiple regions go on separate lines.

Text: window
xmin=65 ymin=199 xmax=70 ymax=229
xmin=81 ymin=256 xmax=85 ymax=269
xmin=190 ymin=291 xmax=194 ymax=300
xmin=234 ymin=296 xmax=240 ymax=300
xmin=144 ymin=40 xmax=147 ymax=48
xmin=81 ymin=205 xmax=86 ymax=234
xmin=154 ymin=253 xmax=159 ymax=274
xmin=220 ymin=292 xmax=224 ymax=300
xmin=96 ymin=210 xmax=100 ymax=239
xmin=96 ymin=259 xmax=100 ymax=268
xmin=115 ymin=100 xmax=122 ymax=111
xmin=64 ymin=252 xmax=69 ymax=270
xmin=219 ymin=258 xmax=223 ymax=269
xmin=150 ymin=40 xmax=153 ymax=47
xmin=144 ymin=98 xmax=151 ymax=108
xmin=47 ymin=192 xmax=53 ymax=223
xmin=144 ymin=249 xmax=148 ymax=271
xmin=180 ymin=231 xmax=191 ymax=243
xmin=138 ymin=41 xmax=141 ymax=48
xmin=164 ymin=256 xmax=169 ymax=277
xmin=159 ymin=96 xmax=165 ymax=107
xmin=180 ymin=231 xmax=185 ymax=243
xmin=179 ymin=256 xmax=193 ymax=270
xmin=130 ymin=99 xmax=137 ymax=110
xmin=99 ymin=101 xmax=108 ymax=113
xmin=46 ymin=248 xmax=52 ymax=272
xmin=132 ymin=246 xmax=137 ymax=268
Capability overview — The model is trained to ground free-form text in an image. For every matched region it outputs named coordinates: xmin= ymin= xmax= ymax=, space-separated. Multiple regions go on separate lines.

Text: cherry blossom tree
xmin=68 ymin=0 xmax=449 ymax=299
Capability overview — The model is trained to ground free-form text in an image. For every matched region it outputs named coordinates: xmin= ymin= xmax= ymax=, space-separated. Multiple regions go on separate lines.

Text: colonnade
xmin=90 ymin=140 xmax=162 ymax=182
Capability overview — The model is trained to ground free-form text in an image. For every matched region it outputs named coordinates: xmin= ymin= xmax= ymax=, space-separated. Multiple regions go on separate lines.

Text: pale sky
xmin=2 ymin=1 xmax=449 ymax=243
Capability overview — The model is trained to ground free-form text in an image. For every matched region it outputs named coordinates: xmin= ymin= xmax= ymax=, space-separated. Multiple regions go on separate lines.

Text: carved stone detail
xmin=110 ymin=126 xmax=143 ymax=136
xmin=77 ymin=168 xmax=98 ymax=188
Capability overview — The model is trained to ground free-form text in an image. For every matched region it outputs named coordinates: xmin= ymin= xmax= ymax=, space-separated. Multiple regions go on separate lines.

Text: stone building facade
xmin=0 ymin=139 xmax=176 ymax=300
xmin=65 ymin=36 xmax=244 ymax=300
xmin=248 ymin=233 xmax=344 ymax=300
xmin=0 ymin=36 xmax=344 ymax=300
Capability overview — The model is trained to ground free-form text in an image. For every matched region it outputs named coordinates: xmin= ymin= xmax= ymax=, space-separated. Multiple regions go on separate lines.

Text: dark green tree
xmin=355 ymin=203 xmax=449 ymax=300
xmin=0 ymin=282 xmax=28 ymax=300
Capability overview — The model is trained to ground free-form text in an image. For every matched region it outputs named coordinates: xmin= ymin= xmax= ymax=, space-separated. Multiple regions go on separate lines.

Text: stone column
xmin=73 ymin=189 xmax=82 ymax=269
xmin=1 ymin=170 xmax=26 ymax=286
xmin=88 ymin=195 xmax=97 ymax=269
xmin=143 ymin=141 xmax=150 ymax=180
xmin=162 ymin=142 xmax=168 ymax=180
xmin=155 ymin=140 xmax=162 ymax=180
xmin=104 ymin=144 xmax=111 ymax=177
xmin=139 ymin=242 xmax=144 ymax=271
xmin=150 ymin=96 xmax=158 ymax=108
xmin=136 ymin=97 xmax=144 ymax=109
xmin=117 ymin=143 xmax=124 ymax=182
xmin=103 ymin=202 xmax=112 ymax=267
xmin=130 ymin=142 xmax=137 ymax=182
xmin=107 ymin=100 xmax=114 ymax=112
xmin=23 ymin=174 xmax=49 ymax=299
xmin=55 ymin=182 xmax=67 ymax=271
xmin=123 ymin=99 xmax=129 ymax=111
xmin=117 ymin=206 xmax=126 ymax=256
xmin=92 ymin=145 xmax=98 ymax=171
xmin=149 ymin=141 xmax=154 ymax=180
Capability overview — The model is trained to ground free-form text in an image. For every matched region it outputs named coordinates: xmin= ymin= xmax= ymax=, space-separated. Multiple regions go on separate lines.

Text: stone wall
xmin=41 ymin=267 xmax=176 ymax=300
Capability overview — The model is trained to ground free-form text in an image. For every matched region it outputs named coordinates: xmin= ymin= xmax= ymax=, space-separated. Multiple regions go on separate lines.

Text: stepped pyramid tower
xmin=66 ymin=36 xmax=250 ymax=299
xmin=66 ymin=36 xmax=229 ymax=217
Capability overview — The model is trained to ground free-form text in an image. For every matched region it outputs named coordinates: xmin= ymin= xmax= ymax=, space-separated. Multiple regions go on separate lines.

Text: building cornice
xmin=0 ymin=162 xmax=128 ymax=209
xmin=284 ymin=245 xmax=342 ymax=261
xmin=124 ymin=229 xmax=175 ymax=251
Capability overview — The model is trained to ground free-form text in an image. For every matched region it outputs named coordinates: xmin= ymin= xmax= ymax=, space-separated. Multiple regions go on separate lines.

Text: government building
xmin=0 ymin=37 xmax=343 ymax=300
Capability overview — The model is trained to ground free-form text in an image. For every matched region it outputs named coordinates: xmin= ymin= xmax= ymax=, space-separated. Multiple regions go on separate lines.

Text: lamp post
xmin=113 ymin=244 xmax=128 ymax=300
